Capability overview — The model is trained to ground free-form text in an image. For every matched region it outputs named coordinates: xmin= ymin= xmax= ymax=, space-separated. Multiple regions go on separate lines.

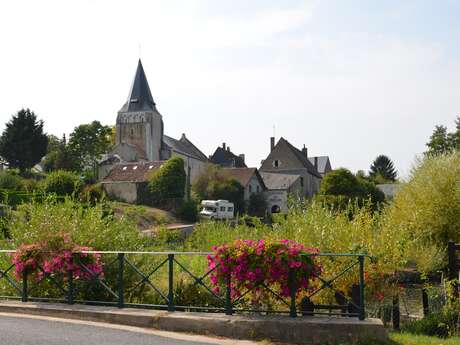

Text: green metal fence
xmin=0 ymin=250 xmax=368 ymax=319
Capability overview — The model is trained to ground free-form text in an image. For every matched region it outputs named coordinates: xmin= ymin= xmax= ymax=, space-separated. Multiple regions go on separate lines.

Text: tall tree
xmin=426 ymin=125 xmax=450 ymax=156
xmin=369 ymin=155 xmax=397 ymax=182
xmin=68 ymin=121 xmax=112 ymax=171
xmin=0 ymin=109 xmax=48 ymax=173
xmin=43 ymin=134 xmax=79 ymax=172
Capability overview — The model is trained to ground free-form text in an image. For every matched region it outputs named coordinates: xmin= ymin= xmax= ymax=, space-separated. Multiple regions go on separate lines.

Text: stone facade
xmin=260 ymin=137 xmax=322 ymax=198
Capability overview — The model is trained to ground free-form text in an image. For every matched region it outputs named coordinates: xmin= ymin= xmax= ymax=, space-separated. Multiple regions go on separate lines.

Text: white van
xmin=200 ymin=200 xmax=234 ymax=220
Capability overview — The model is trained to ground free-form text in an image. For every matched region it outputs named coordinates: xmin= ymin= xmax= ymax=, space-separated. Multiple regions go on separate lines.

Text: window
xmin=272 ymin=160 xmax=280 ymax=168
xmin=220 ymin=207 xmax=226 ymax=212
xmin=228 ymin=207 xmax=233 ymax=212
xmin=300 ymin=177 xmax=304 ymax=187
xmin=130 ymin=128 xmax=134 ymax=137
xmin=256 ymin=186 xmax=260 ymax=193
xmin=249 ymin=185 xmax=252 ymax=193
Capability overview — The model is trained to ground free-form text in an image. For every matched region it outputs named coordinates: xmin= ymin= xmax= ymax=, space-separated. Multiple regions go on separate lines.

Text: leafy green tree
xmin=0 ymin=109 xmax=48 ymax=173
xmin=425 ymin=117 xmax=460 ymax=155
xmin=319 ymin=168 xmax=385 ymax=208
xmin=192 ymin=164 xmax=245 ymax=213
xmin=43 ymin=135 xmax=79 ymax=172
xmin=148 ymin=157 xmax=186 ymax=205
xmin=369 ymin=155 xmax=397 ymax=182
xmin=46 ymin=134 xmax=61 ymax=153
xmin=68 ymin=121 xmax=112 ymax=171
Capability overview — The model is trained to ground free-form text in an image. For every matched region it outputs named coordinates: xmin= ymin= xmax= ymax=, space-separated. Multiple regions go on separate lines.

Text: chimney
xmin=314 ymin=157 xmax=318 ymax=170
xmin=302 ymin=145 xmax=308 ymax=158
xmin=222 ymin=142 xmax=226 ymax=150
xmin=270 ymin=137 xmax=275 ymax=152
xmin=239 ymin=154 xmax=245 ymax=164
xmin=227 ymin=146 xmax=230 ymax=152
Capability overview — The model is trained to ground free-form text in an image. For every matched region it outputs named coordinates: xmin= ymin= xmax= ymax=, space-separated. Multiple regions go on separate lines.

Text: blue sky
xmin=0 ymin=0 xmax=459 ymax=177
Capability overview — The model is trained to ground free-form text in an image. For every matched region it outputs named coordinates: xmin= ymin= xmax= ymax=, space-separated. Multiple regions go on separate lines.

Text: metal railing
xmin=0 ymin=250 xmax=368 ymax=319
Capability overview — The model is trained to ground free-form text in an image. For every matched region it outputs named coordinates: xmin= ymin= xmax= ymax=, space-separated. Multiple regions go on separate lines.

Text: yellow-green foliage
xmin=2 ymin=197 xmax=149 ymax=251
xmin=383 ymin=152 xmax=460 ymax=272
xmin=186 ymin=201 xmax=404 ymax=304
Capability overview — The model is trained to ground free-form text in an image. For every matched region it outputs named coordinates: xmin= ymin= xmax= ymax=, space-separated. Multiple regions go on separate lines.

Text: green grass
xmin=388 ymin=332 xmax=460 ymax=345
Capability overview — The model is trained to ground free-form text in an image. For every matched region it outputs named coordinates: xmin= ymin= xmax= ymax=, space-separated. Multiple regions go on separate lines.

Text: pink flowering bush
xmin=11 ymin=232 xmax=103 ymax=282
xmin=207 ymin=239 xmax=321 ymax=303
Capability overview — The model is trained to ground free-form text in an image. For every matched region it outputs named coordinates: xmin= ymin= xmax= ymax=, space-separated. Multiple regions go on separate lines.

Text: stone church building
xmin=100 ymin=60 xmax=207 ymax=201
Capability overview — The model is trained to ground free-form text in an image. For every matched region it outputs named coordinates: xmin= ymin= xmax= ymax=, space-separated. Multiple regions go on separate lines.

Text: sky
xmin=0 ymin=0 xmax=459 ymax=177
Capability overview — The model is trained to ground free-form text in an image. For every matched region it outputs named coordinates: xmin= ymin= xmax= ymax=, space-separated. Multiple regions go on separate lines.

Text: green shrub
xmin=147 ymin=157 xmax=186 ymax=206
xmin=176 ymin=200 xmax=198 ymax=223
xmin=320 ymin=168 xmax=385 ymax=209
xmin=0 ymin=172 xmax=23 ymax=191
xmin=42 ymin=170 xmax=82 ymax=196
xmin=401 ymin=308 xmax=460 ymax=338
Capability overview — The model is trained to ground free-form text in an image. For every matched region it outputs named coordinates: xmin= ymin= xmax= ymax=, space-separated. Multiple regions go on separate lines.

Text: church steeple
xmin=119 ymin=59 xmax=156 ymax=113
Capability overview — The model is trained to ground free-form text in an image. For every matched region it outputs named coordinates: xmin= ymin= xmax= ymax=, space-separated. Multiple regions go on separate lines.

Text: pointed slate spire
xmin=119 ymin=59 xmax=156 ymax=112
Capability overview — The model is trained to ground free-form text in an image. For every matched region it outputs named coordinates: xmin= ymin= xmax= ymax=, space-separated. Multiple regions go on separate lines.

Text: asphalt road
xmin=0 ymin=314 xmax=236 ymax=345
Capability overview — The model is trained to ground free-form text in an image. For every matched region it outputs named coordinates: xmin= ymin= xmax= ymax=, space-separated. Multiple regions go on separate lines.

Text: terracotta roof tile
xmin=102 ymin=161 xmax=164 ymax=183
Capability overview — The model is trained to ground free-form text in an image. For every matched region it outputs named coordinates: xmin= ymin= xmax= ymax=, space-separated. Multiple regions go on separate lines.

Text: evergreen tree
xmin=0 ymin=109 xmax=48 ymax=173
xmin=369 ymin=155 xmax=397 ymax=182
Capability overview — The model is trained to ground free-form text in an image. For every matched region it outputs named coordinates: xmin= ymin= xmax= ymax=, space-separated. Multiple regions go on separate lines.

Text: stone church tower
xmin=116 ymin=59 xmax=163 ymax=161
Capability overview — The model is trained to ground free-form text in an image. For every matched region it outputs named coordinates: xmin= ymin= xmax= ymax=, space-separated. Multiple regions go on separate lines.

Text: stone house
xmin=260 ymin=172 xmax=302 ymax=213
xmin=260 ymin=137 xmax=322 ymax=198
xmin=209 ymin=143 xmax=246 ymax=168
xmin=221 ymin=167 xmax=266 ymax=202
xmin=101 ymin=161 xmax=163 ymax=204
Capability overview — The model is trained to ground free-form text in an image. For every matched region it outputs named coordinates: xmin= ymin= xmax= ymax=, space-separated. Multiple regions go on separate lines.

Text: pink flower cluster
xmin=207 ymin=239 xmax=321 ymax=301
xmin=11 ymin=233 xmax=103 ymax=282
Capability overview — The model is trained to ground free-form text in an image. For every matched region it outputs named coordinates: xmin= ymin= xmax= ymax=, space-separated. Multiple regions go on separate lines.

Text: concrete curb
xmin=0 ymin=302 xmax=387 ymax=345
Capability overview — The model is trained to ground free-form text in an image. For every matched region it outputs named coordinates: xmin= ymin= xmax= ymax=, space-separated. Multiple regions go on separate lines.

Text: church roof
xmin=163 ymin=134 xmax=208 ymax=161
xmin=119 ymin=59 xmax=156 ymax=113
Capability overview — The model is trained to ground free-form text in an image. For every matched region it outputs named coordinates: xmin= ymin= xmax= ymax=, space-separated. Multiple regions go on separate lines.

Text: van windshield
xmin=203 ymin=206 xmax=216 ymax=212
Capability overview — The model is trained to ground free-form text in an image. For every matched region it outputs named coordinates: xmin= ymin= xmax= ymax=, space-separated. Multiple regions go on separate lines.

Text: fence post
xmin=392 ymin=295 xmax=400 ymax=330
xmin=288 ymin=267 xmax=297 ymax=318
xmin=118 ymin=253 xmax=125 ymax=308
xmin=422 ymin=288 xmax=429 ymax=316
xmin=168 ymin=254 xmax=174 ymax=312
xmin=22 ymin=270 xmax=28 ymax=302
xmin=448 ymin=240 xmax=459 ymax=298
xmin=358 ymin=255 xmax=365 ymax=320
xmin=67 ymin=254 xmax=74 ymax=305
xmin=225 ymin=272 xmax=233 ymax=315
